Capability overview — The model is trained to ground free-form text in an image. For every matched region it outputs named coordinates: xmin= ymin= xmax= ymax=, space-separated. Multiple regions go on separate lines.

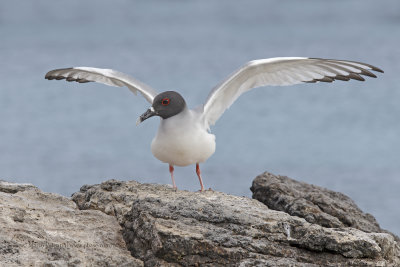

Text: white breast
xmin=151 ymin=108 xmax=216 ymax=167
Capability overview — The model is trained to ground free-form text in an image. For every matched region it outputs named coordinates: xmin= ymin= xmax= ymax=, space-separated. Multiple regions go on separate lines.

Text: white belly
xmin=151 ymin=109 xmax=216 ymax=167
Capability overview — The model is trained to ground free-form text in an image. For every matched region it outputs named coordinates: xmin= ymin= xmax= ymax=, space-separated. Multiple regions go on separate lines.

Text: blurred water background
xmin=0 ymin=0 xmax=399 ymax=235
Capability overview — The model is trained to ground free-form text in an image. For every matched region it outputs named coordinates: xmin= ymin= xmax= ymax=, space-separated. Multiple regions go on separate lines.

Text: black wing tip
xmin=303 ymin=74 xmax=367 ymax=84
xmin=302 ymin=57 xmax=383 ymax=84
xmin=348 ymin=73 xmax=365 ymax=81
xmin=373 ymin=67 xmax=384 ymax=73
xmin=310 ymin=57 xmax=384 ymax=74
xmin=44 ymin=67 xmax=92 ymax=83
xmin=44 ymin=67 xmax=74 ymax=80
xmin=361 ymin=70 xmax=377 ymax=78
xmin=45 ymin=75 xmax=64 ymax=80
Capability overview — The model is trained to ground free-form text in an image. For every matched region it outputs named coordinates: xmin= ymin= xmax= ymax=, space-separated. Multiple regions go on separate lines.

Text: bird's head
xmin=136 ymin=91 xmax=187 ymax=125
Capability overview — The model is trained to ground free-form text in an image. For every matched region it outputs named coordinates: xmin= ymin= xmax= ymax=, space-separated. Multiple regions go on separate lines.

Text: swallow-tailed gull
xmin=45 ymin=57 xmax=383 ymax=191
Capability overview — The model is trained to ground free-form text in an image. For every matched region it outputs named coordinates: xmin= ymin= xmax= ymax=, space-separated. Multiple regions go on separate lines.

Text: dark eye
xmin=161 ymin=98 xmax=170 ymax=106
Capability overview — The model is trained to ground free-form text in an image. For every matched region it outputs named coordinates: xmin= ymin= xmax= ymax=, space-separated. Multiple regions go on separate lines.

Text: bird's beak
xmin=136 ymin=106 xmax=157 ymax=126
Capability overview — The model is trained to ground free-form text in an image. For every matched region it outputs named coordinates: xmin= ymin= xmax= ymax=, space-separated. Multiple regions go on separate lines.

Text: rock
xmin=72 ymin=178 xmax=400 ymax=266
xmin=0 ymin=180 xmax=143 ymax=266
xmin=0 ymin=180 xmax=37 ymax=194
xmin=250 ymin=172 xmax=400 ymax=242
xmin=3 ymin=172 xmax=399 ymax=266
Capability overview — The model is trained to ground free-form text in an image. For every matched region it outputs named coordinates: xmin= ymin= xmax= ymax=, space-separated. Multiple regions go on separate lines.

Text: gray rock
xmin=250 ymin=172 xmax=400 ymax=242
xmin=0 ymin=180 xmax=143 ymax=266
xmin=72 ymin=179 xmax=400 ymax=266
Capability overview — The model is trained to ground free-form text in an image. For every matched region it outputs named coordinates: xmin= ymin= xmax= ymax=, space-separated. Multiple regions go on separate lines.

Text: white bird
xmin=45 ymin=57 xmax=383 ymax=191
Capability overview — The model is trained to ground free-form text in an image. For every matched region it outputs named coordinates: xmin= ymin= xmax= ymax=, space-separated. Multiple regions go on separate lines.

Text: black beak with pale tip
xmin=136 ymin=91 xmax=187 ymax=125
xmin=136 ymin=107 xmax=157 ymax=125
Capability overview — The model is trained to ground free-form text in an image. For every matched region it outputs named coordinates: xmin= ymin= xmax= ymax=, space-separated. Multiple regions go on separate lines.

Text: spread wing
xmin=202 ymin=57 xmax=383 ymax=127
xmin=45 ymin=67 xmax=158 ymax=103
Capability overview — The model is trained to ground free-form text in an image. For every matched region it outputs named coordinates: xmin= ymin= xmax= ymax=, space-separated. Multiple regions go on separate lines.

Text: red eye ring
xmin=161 ymin=98 xmax=170 ymax=106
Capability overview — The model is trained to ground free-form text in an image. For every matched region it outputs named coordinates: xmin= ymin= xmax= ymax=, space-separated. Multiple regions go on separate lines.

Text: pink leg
xmin=196 ymin=163 xmax=205 ymax=192
xmin=169 ymin=164 xmax=177 ymax=190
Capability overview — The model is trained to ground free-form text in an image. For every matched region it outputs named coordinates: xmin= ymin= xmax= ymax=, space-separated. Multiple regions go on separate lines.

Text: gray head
xmin=137 ymin=91 xmax=187 ymax=124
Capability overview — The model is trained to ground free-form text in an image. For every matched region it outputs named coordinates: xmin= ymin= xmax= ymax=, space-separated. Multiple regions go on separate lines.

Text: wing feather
xmin=45 ymin=67 xmax=158 ymax=103
xmin=203 ymin=57 xmax=383 ymax=127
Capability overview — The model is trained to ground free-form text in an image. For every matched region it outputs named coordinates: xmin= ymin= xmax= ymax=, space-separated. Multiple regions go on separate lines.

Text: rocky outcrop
xmin=250 ymin=172 xmax=400 ymax=242
xmin=0 ymin=180 xmax=143 ymax=266
xmin=72 ymin=178 xmax=400 ymax=266
xmin=1 ymin=171 xmax=399 ymax=267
